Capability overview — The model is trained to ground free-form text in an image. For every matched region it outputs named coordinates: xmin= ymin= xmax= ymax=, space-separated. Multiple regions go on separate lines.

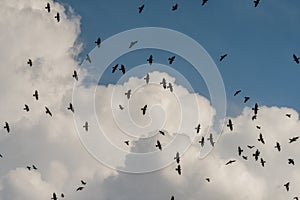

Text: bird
xmin=33 ymin=90 xmax=39 ymax=100
xmin=225 ymin=160 xmax=236 ymax=165
xmin=286 ymin=114 xmax=291 ymax=118
xmin=147 ymin=55 xmax=153 ymax=65
xmin=168 ymin=56 xmax=175 ymax=64
xmin=138 ymin=4 xmax=145 ymax=13
xmin=67 ymin=103 xmax=74 ymax=113
xmin=26 ymin=166 xmax=31 ymax=171
xmin=293 ymin=54 xmax=300 ymax=64
xmin=144 ymin=73 xmax=150 ymax=84
xmin=112 ymin=64 xmax=118 ymax=73
xmin=83 ymin=121 xmax=88 ymax=132
xmin=253 ymin=149 xmax=260 ymax=161
xmin=247 ymin=145 xmax=255 ymax=149
xmin=76 ymin=186 xmax=84 ymax=191
xmin=199 ymin=136 xmax=205 ymax=147
xmin=125 ymin=90 xmax=131 ymax=99
xmin=4 ymin=122 xmax=10 ymax=133
xmin=195 ymin=124 xmax=201 ymax=133
xmin=129 ymin=40 xmax=138 ymax=48
xmin=24 ymin=104 xmax=29 ymax=112
xmin=288 ymin=158 xmax=295 ymax=166
xmin=260 ymin=158 xmax=266 ymax=167
xmin=202 ymin=0 xmax=209 ymax=6
xmin=86 ymin=54 xmax=91 ymax=63
xmin=238 ymin=146 xmax=243 ymax=156
xmin=234 ymin=90 xmax=241 ymax=96
xmin=45 ymin=106 xmax=52 ymax=117
xmin=254 ymin=0 xmax=260 ymax=7
xmin=32 ymin=165 xmax=38 ymax=170
xmin=283 ymin=182 xmax=290 ymax=192
xmin=175 ymin=164 xmax=181 ymax=175
xmin=27 ymin=59 xmax=32 ymax=67
xmin=141 ymin=105 xmax=147 ymax=115
xmin=81 ymin=180 xmax=87 ymax=185
xmin=257 ymin=133 xmax=265 ymax=144
xmin=159 ymin=130 xmax=165 ymax=136
xmin=95 ymin=37 xmax=101 ymax=48
xmin=0 ymin=154 xmax=3 ymax=158
xmin=256 ymin=126 xmax=261 ymax=129
xmin=167 ymin=83 xmax=173 ymax=92
xmin=274 ymin=142 xmax=281 ymax=152
xmin=244 ymin=96 xmax=250 ymax=103
xmin=61 ymin=193 xmax=64 ymax=198
xmin=293 ymin=197 xmax=299 ymax=200
xmin=227 ymin=119 xmax=233 ymax=131
xmin=51 ymin=192 xmax=57 ymax=200
xmin=172 ymin=4 xmax=178 ymax=11
xmin=119 ymin=64 xmax=126 ymax=74
xmin=160 ymin=78 xmax=167 ymax=89
xmin=252 ymin=115 xmax=257 ymax=120
xmin=205 ymin=178 xmax=210 ymax=182
xmin=45 ymin=3 xmax=51 ymax=13
xmin=171 ymin=196 xmax=175 ymax=200
xmin=124 ymin=140 xmax=129 ymax=146
xmin=252 ymin=103 xmax=259 ymax=115
xmin=174 ymin=152 xmax=180 ymax=164
xmin=119 ymin=105 xmax=124 ymax=110
xmin=72 ymin=70 xmax=78 ymax=81
xmin=219 ymin=54 xmax=228 ymax=62
xmin=242 ymin=156 xmax=248 ymax=160
xmin=207 ymin=133 xmax=215 ymax=147
xmin=54 ymin=12 xmax=60 ymax=22
xmin=289 ymin=136 xmax=299 ymax=143
xmin=156 ymin=140 xmax=162 ymax=151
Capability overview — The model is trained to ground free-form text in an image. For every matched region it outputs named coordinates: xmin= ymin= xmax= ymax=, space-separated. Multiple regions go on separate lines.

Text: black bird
xmin=27 ymin=59 xmax=32 ymax=67
xmin=256 ymin=126 xmax=261 ymax=129
xmin=95 ymin=37 xmax=101 ymax=48
xmin=202 ymin=0 xmax=208 ymax=6
xmin=83 ymin=121 xmax=88 ymax=132
xmin=234 ymin=90 xmax=241 ymax=96
xmin=67 ymin=103 xmax=74 ymax=113
xmin=254 ymin=0 xmax=260 ymax=7
xmin=219 ymin=54 xmax=228 ymax=62
xmin=119 ymin=64 xmax=126 ymax=74
xmin=168 ymin=56 xmax=175 ymax=64
xmin=159 ymin=130 xmax=165 ymax=136
xmin=45 ymin=3 xmax=51 ymax=13
xmin=138 ymin=4 xmax=145 ymax=13
xmin=252 ymin=115 xmax=257 ymax=120
xmin=141 ymin=105 xmax=147 ymax=115
xmin=124 ymin=140 xmax=129 ymax=146
xmin=247 ymin=145 xmax=255 ymax=149
xmin=195 ymin=123 xmax=201 ymax=133
xmin=242 ymin=156 xmax=248 ymax=160
xmin=26 ymin=166 xmax=31 ymax=171
xmin=33 ymin=90 xmax=39 ymax=100
xmin=4 ymin=122 xmax=10 ymax=133
xmin=72 ymin=70 xmax=78 ymax=81
xmin=227 ymin=119 xmax=233 ymax=131
xmin=294 ymin=197 xmax=298 ymax=200
xmin=258 ymin=133 xmax=265 ymax=144
xmin=156 ymin=140 xmax=162 ymax=151
xmin=86 ymin=54 xmax=91 ymax=63
xmin=288 ymin=158 xmax=295 ymax=166
xmin=0 ymin=154 xmax=3 ymax=158
xmin=160 ymin=78 xmax=167 ymax=89
xmin=119 ymin=105 xmax=124 ymax=110
xmin=286 ymin=113 xmax=291 ymax=118
xmin=244 ymin=96 xmax=250 ymax=103
xmin=199 ymin=136 xmax=205 ymax=147
xmin=54 ymin=12 xmax=60 ymax=22
xmin=205 ymin=178 xmax=210 ymax=182
xmin=207 ymin=133 xmax=215 ymax=147
xmin=112 ymin=64 xmax=118 ymax=73
xmin=81 ymin=180 xmax=87 ymax=185
xmin=274 ymin=142 xmax=281 ymax=152
xmin=289 ymin=136 xmax=299 ymax=143
xmin=252 ymin=103 xmax=259 ymax=115
xmin=45 ymin=106 xmax=52 ymax=117
xmin=225 ymin=160 xmax=236 ymax=165
xmin=76 ymin=186 xmax=84 ymax=191
xmin=32 ymin=165 xmax=38 ymax=170
xmin=260 ymin=158 xmax=266 ymax=167
xmin=144 ymin=73 xmax=150 ymax=84
xmin=129 ymin=40 xmax=138 ymax=48
xmin=175 ymin=165 xmax=181 ymax=175
xmin=293 ymin=54 xmax=300 ymax=64
xmin=172 ymin=4 xmax=178 ymax=11
xmin=284 ymin=182 xmax=290 ymax=192
xmin=253 ymin=149 xmax=260 ymax=161
xmin=167 ymin=83 xmax=173 ymax=92
xmin=125 ymin=90 xmax=131 ymax=99
xmin=174 ymin=152 xmax=180 ymax=164
xmin=24 ymin=104 xmax=29 ymax=112
xmin=51 ymin=193 xmax=57 ymax=200
xmin=238 ymin=146 xmax=243 ymax=156
xmin=171 ymin=196 xmax=175 ymax=200
xmin=61 ymin=193 xmax=64 ymax=198
xmin=147 ymin=55 xmax=153 ymax=65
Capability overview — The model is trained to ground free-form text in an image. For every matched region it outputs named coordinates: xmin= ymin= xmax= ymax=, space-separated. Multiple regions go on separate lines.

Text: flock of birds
xmin=1 ymin=1 xmax=300 ymax=200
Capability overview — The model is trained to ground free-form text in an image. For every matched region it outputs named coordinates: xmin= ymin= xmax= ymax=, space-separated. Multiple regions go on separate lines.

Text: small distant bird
xmin=247 ymin=145 xmax=255 ymax=149
xmin=144 ymin=73 xmax=150 ymax=84
xmin=129 ymin=40 xmax=138 ymax=48
xmin=205 ymin=178 xmax=210 ymax=182
xmin=45 ymin=106 xmax=52 ymax=117
xmin=195 ymin=124 xmax=201 ymax=133
xmin=61 ymin=193 xmax=64 ymax=198
xmin=233 ymin=90 xmax=241 ymax=96
xmin=24 ymin=104 xmax=29 ymax=112
xmin=125 ymin=89 xmax=131 ymax=99
xmin=119 ymin=64 xmax=126 ymax=74
xmin=81 ymin=180 xmax=87 ymax=185
xmin=27 ymin=59 xmax=32 ymax=67
xmin=83 ymin=121 xmax=88 ymax=132
xmin=253 ymin=149 xmax=260 ymax=161
xmin=286 ymin=114 xmax=291 ymax=118
xmin=72 ymin=70 xmax=78 ymax=81
xmin=168 ymin=56 xmax=175 ymax=64
xmin=156 ymin=140 xmax=162 ymax=151
xmin=95 ymin=37 xmax=101 ymax=48
xmin=175 ymin=164 xmax=181 ymax=175
xmin=227 ymin=119 xmax=233 ymax=131
xmin=54 ymin=12 xmax=60 ymax=22
xmin=202 ymin=0 xmax=209 ymax=6
xmin=33 ymin=90 xmax=39 ymax=100
xmin=4 ymin=122 xmax=10 ymax=133
xmin=225 ymin=160 xmax=236 ymax=166
xmin=167 ymin=83 xmax=173 ymax=92
xmin=160 ymin=78 xmax=167 ymax=89
xmin=171 ymin=196 xmax=175 ymax=200
xmin=284 ymin=182 xmax=290 ymax=192
xmin=138 ymin=4 xmax=145 ymax=13
xmin=244 ymin=96 xmax=250 ymax=103
xmin=275 ymin=142 xmax=281 ymax=152
xmin=45 ymin=3 xmax=51 ymax=13
xmin=252 ymin=115 xmax=257 ymax=120
xmin=86 ymin=54 xmax=91 ymax=64
xmin=219 ymin=54 xmax=228 ymax=62
xmin=124 ymin=140 xmax=129 ymax=146
xmin=260 ymin=158 xmax=266 ymax=167
xmin=26 ymin=166 xmax=31 ymax=171
xmin=289 ymin=136 xmax=299 ymax=143
xmin=254 ymin=0 xmax=260 ymax=7
xmin=67 ymin=103 xmax=74 ymax=113
xmin=174 ymin=152 xmax=180 ymax=164
xmin=32 ymin=165 xmax=37 ymax=170
xmin=199 ymin=136 xmax=205 ymax=147
xmin=256 ymin=126 xmax=261 ymax=129
xmin=242 ymin=156 xmax=248 ymax=160
xmin=172 ymin=4 xmax=178 ymax=11
xmin=252 ymin=103 xmax=259 ymax=115
xmin=293 ymin=54 xmax=300 ymax=64
xmin=207 ymin=133 xmax=215 ymax=147
xmin=159 ymin=130 xmax=165 ymax=136
xmin=0 ymin=154 xmax=3 ymax=158
xmin=293 ymin=197 xmax=299 ymax=200
xmin=141 ymin=105 xmax=147 ymax=115
xmin=51 ymin=192 xmax=57 ymax=200
xmin=238 ymin=146 xmax=243 ymax=156
xmin=112 ymin=64 xmax=118 ymax=73
xmin=147 ymin=55 xmax=153 ymax=65
xmin=288 ymin=158 xmax=295 ymax=166
xmin=76 ymin=186 xmax=84 ymax=191
xmin=258 ymin=133 xmax=265 ymax=144
xmin=119 ymin=105 xmax=124 ymax=110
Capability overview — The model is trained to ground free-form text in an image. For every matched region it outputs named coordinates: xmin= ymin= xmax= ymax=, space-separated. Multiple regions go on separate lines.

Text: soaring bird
xmin=284 ymin=182 xmax=290 ymax=192
xmin=119 ymin=105 xmax=124 ymax=110
xmin=129 ymin=40 xmax=138 ymax=48
xmin=156 ymin=140 xmax=162 ymax=151
xmin=260 ymin=158 xmax=266 ymax=167
xmin=83 ymin=121 xmax=88 ymax=132
xmin=72 ymin=70 xmax=78 ymax=81
xmin=147 ymin=55 xmax=153 ymax=65
xmin=138 ymin=4 xmax=145 ymax=13
xmin=172 ymin=4 xmax=178 ymax=11
xmin=76 ymin=186 xmax=84 ymax=191
xmin=51 ymin=192 xmax=57 ymax=200
xmin=32 ymin=165 xmax=38 ymax=170
xmin=289 ymin=136 xmax=299 ymax=143
xmin=45 ymin=3 xmax=51 ymax=13
xmin=254 ymin=0 xmax=260 ymax=7
xmin=86 ymin=54 xmax=92 ymax=63
xmin=225 ymin=160 xmax=236 ymax=166
xmin=219 ymin=54 xmax=228 ymax=62
xmin=286 ymin=113 xmax=291 ymax=118
xmin=33 ymin=90 xmax=39 ymax=100
xmin=257 ymin=133 xmax=265 ymax=144
xmin=45 ymin=106 xmax=52 ymax=117
xmin=27 ymin=59 xmax=32 ymax=67
xmin=247 ymin=145 xmax=255 ymax=149
xmin=112 ymin=64 xmax=118 ymax=73
xmin=244 ymin=96 xmax=250 ymax=103
xmin=141 ymin=105 xmax=147 ymax=115
xmin=199 ymin=136 xmax=205 ymax=147
xmin=238 ymin=146 xmax=243 ymax=156
xmin=274 ymin=142 xmax=281 ymax=152
xmin=95 ymin=37 xmax=101 ymax=48
xmin=67 ymin=103 xmax=74 ymax=113
xmin=159 ymin=130 xmax=165 ymax=136
xmin=202 ymin=0 xmax=209 ymax=6
xmin=4 ymin=122 xmax=10 ymax=133
xmin=81 ymin=180 xmax=87 ymax=185
xmin=288 ymin=158 xmax=295 ymax=166
xmin=174 ymin=152 xmax=180 ymax=164
xmin=119 ymin=64 xmax=126 ymax=74
xmin=168 ymin=56 xmax=176 ymax=64
xmin=252 ymin=149 xmax=260 ymax=161
xmin=54 ymin=12 xmax=60 ymax=22
xmin=205 ymin=178 xmax=210 ymax=182
xmin=293 ymin=54 xmax=300 ymax=64
xmin=242 ymin=156 xmax=248 ymax=160
xmin=195 ymin=124 xmax=201 ymax=133
xmin=175 ymin=164 xmax=181 ymax=175
xmin=24 ymin=104 xmax=29 ymax=112
xmin=233 ymin=90 xmax=241 ymax=96
xmin=144 ymin=73 xmax=150 ymax=84
xmin=124 ymin=140 xmax=129 ymax=146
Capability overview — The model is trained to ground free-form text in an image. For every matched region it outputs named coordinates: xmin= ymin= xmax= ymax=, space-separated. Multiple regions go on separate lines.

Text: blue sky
xmin=61 ymin=0 xmax=300 ymax=116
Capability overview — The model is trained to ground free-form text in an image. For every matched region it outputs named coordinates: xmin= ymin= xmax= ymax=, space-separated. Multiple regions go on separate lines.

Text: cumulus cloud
xmin=0 ymin=1 xmax=299 ymax=200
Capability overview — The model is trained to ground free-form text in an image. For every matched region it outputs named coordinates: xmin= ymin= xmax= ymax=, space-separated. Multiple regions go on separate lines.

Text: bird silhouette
xmin=86 ymin=54 xmax=92 ymax=64
xmin=202 ymin=0 xmax=208 ymax=6
xmin=233 ymin=90 xmax=241 ymax=96
xmin=112 ymin=64 xmax=118 ymax=73
xmin=129 ymin=40 xmax=138 ymax=48
xmin=119 ymin=64 xmax=126 ymax=74
xmin=45 ymin=106 xmax=52 ymax=117
xmin=289 ymin=136 xmax=299 ymax=143
xmin=284 ymin=182 xmax=290 ymax=192
xmin=244 ymin=96 xmax=250 ymax=103
xmin=32 ymin=165 xmax=38 ymax=170
xmin=199 ymin=136 xmax=205 ymax=147
xmin=168 ymin=56 xmax=176 ymax=64
xmin=171 ymin=196 xmax=175 ymax=200
xmin=256 ymin=126 xmax=261 ymax=129
xmin=95 ymin=37 xmax=101 ymax=48
xmin=24 ymin=104 xmax=29 ymax=112
xmin=45 ymin=3 xmax=51 ymax=13
xmin=253 ymin=149 xmax=260 ymax=161
xmin=156 ymin=140 xmax=162 ymax=150
xmin=260 ymin=158 xmax=266 ymax=167
xmin=51 ymin=192 xmax=57 ymax=200
xmin=67 ymin=103 xmax=74 ymax=113
xmin=238 ymin=146 xmax=243 ymax=156
xmin=138 ymin=4 xmax=145 ymax=13
xmin=172 ymin=4 xmax=178 ymax=11
xmin=81 ymin=180 xmax=87 ymax=185
xmin=225 ymin=160 xmax=236 ymax=165
xmin=254 ymin=0 xmax=260 ymax=7
xmin=242 ymin=156 xmax=248 ymax=160
xmin=27 ymin=59 xmax=32 ymax=67
xmin=288 ymin=158 xmax=295 ymax=166
xmin=219 ymin=54 xmax=228 ymax=62
xmin=274 ymin=142 xmax=281 ymax=152
xmin=247 ymin=145 xmax=255 ymax=149
xmin=76 ymin=186 xmax=84 ymax=191
xmin=257 ymin=133 xmax=265 ymax=144
xmin=286 ymin=113 xmax=291 ymax=118
xmin=33 ymin=90 xmax=39 ymax=100
xmin=205 ymin=178 xmax=210 ymax=182
xmin=159 ymin=130 xmax=165 ymax=136
xmin=72 ymin=70 xmax=78 ymax=81
xmin=141 ymin=105 xmax=147 ymax=115
xmin=147 ymin=55 xmax=153 ymax=65
xmin=293 ymin=54 xmax=300 ymax=64
xmin=175 ymin=164 xmax=181 ymax=175
xmin=54 ymin=12 xmax=60 ymax=22
xmin=124 ymin=140 xmax=129 ymax=146
xmin=119 ymin=105 xmax=124 ymax=110
xmin=4 ymin=122 xmax=10 ymax=133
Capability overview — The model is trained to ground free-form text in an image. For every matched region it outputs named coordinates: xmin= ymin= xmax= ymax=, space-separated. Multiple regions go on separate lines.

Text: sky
xmin=0 ymin=0 xmax=300 ymax=200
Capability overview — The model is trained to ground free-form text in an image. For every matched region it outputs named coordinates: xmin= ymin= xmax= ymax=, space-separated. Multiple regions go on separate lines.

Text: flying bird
xmin=274 ymin=142 xmax=281 ymax=152
xmin=0 ymin=154 xmax=3 ymax=158
xmin=45 ymin=3 xmax=51 ymax=13
xmin=260 ymin=158 xmax=266 ymax=167
xmin=26 ymin=166 xmax=31 ymax=171
xmin=234 ymin=90 xmax=241 ymax=96
xmin=32 ymin=165 xmax=38 ymax=170
xmin=244 ymin=96 xmax=250 ymax=103
xmin=252 ymin=103 xmax=259 ymax=115
xmin=24 ymin=104 xmax=29 ymax=112
xmin=252 ymin=149 xmax=260 ymax=161
xmin=174 ymin=152 xmax=180 ymax=164
xmin=247 ymin=145 xmax=255 ymax=149
xmin=159 ymin=130 xmax=165 ymax=136
xmin=141 ymin=105 xmax=147 ymax=115
xmin=125 ymin=89 xmax=131 ymax=99
xmin=33 ymin=90 xmax=39 ymax=100
xmin=171 ymin=196 xmax=175 ymax=200
xmin=242 ymin=156 xmax=248 ymax=160
xmin=156 ymin=140 xmax=162 ymax=151
xmin=238 ymin=146 xmax=243 ymax=156
xmin=225 ymin=160 xmax=236 ymax=165
xmin=207 ymin=133 xmax=215 ymax=147
xmin=86 ymin=54 xmax=91 ymax=64
xmin=167 ymin=83 xmax=173 ymax=92
xmin=51 ymin=193 xmax=57 ymax=200
xmin=144 ymin=73 xmax=150 ymax=84
xmin=119 ymin=64 xmax=126 ymax=74
xmin=199 ymin=136 xmax=205 ymax=147
xmin=293 ymin=54 xmax=300 ymax=64
xmin=81 ymin=180 xmax=87 ymax=185
xmin=67 ymin=103 xmax=74 ymax=113
xmin=202 ymin=0 xmax=209 ymax=6
xmin=119 ymin=105 xmax=124 ymax=110
xmin=72 ymin=70 xmax=78 ymax=81
xmin=160 ymin=78 xmax=167 ymax=89
xmin=27 ymin=59 xmax=32 ymax=67
xmin=252 ymin=115 xmax=257 ymax=120
xmin=284 ymin=182 xmax=290 ymax=192
xmin=289 ymin=136 xmax=299 ymax=143
xmin=256 ymin=126 xmax=261 ymax=129
xmin=205 ymin=178 xmax=210 ymax=182
xmin=257 ymin=133 xmax=265 ymax=144
xmin=129 ymin=40 xmax=138 ymax=48
xmin=4 ymin=122 xmax=10 ymax=133
xmin=138 ymin=4 xmax=145 ymax=13
xmin=175 ymin=164 xmax=181 ymax=175
xmin=172 ymin=4 xmax=178 ymax=11
xmin=83 ymin=121 xmax=88 ymax=132
xmin=227 ymin=119 xmax=233 ymax=131
xmin=168 ymin=56 xmax=176 ymax=64
xmin=288 ymin=158 xmax=295 ymax=166
xmin=219 ymin=54 xmax=228 ymax=62
xmin=61 ymin=193 xmax=64 ymax=198
xmin=147 ymin=55 xmax=153 ymax=65
xmin=124 ymin=140 xmax=129 ymax=146
xmin=76 ymin=186 xmax=85 ymax=191
xmin=195 ymin=124 xmax=201 ymax=133
xmin=54 ymin=12 xmax=60 ymax=22
xmin=286 ymin=113 xmax=291 ymax=118
xmin=95 ymin=37 xmax=101 ymax=48
xmin=254 ymin=0 xmax=260 ymax=7
xmin=112 ymin=64 xmax=118 ymax=73
xmin=45 ymin=106 xmax=52 ymax=117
